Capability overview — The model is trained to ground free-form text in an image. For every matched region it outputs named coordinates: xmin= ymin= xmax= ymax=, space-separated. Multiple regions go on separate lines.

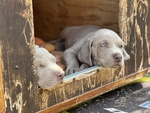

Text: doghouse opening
xmin=32 ymin=0 xmax=119 ymax=42
xmin=32 ymin=0 xmax=120 ymax=88
xmin=29 ymin=1 xmax=150 ymax=112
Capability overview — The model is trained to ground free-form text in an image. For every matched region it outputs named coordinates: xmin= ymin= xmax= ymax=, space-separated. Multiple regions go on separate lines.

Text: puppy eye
xmin=39 ymin=62 xmax=46 ymax=68
xmin=119 ymin=45 xmax=123 ymax=48
xmin=100 ymin=42 xmax=107 ymax=48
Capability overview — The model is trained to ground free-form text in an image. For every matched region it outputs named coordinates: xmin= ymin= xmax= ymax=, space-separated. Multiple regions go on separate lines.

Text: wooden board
xmin=0 ymin=0 xmax=40 ymax=113
xmin=38 ymin=70 xmax=147 ymax=113
xmin=119 ymin=0 xmax=150 ymax=75
xmin=33 ymin=0 xmax=119 ymax=41
xmin=0 ymin=44 xmax=5 ymax=113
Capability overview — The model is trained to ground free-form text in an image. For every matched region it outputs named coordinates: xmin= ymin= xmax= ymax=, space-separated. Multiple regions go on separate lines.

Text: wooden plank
xmin=119 ymin=0 xmax=150 ymax=75
xmin=0 ymin=44 xmax=5 ymax=113
xmin=147 ymin=0 xmax=150 ymax=65
xmin=38 ymin=69 xmax=148 ymax=113
xmin=38 ymin=67 xmax=100 ymax=110
xmin=0 ymin=0 xmax=40 ymax=112
xmin=32 ymin=0 xmax=119 ymax=41
xmin=37 ymin=66 xmax=146 ymax=111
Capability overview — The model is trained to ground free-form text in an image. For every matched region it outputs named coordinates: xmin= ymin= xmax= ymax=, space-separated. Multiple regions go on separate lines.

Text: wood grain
xmin=0 ymin=44 xmax=5 ymax=113
xmin=147 ymin=0 xmax=150 ymax=65
xmin=33 ymin=0 xmax=119 ymax=41
xmin=119 ymin=0 xmax=150 ymax=75
xmin=38 ymin=69 xmax=148 ymax=113
xmin=0 ymin=0 xmax=40 ymax=112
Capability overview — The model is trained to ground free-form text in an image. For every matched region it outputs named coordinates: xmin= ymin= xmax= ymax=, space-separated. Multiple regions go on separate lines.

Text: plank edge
xmin=37 ymin=69 xmax=148 ymax=113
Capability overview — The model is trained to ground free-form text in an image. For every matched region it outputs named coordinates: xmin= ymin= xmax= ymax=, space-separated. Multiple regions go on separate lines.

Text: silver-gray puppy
xmin=60 ymin=25 xmax=130 ymax=75
xmin=35 ymin=45 xmax=64 ymax=89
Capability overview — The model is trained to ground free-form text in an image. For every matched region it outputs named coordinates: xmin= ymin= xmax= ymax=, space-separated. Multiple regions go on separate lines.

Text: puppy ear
xmin=77 ymin=38 xmax=93 ymax=66
xmin=123 ymin=49 xmax=130 ymax=60
xmin=36 ymin=57 xmax=47 ymax=68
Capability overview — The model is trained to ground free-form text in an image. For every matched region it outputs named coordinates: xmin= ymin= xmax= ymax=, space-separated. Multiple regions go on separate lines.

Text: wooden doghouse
xmin=0 ymin=0 xmax=150 ymax=113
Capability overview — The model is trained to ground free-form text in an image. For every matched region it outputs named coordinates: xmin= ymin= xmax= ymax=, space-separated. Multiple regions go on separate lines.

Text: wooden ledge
xmin=38 ymin=69 xmax=148 ymax=113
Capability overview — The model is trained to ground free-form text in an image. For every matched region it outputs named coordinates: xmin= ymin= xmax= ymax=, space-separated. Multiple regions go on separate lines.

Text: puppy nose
xmin=113 ymin=53 xmax=122 ymax=62
xmin=54 ymin=71 xmax=65 ymax=78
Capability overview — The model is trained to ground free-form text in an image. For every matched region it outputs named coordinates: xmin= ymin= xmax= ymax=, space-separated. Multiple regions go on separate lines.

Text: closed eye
xmin=39 ymin=64 xmax=46 ymax=68
xmin=39 ymin=61 xmax=46 ymax=68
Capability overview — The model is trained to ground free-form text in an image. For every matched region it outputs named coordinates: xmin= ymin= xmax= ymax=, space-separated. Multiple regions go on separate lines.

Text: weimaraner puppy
xmin=35 ymin=45 xmax=64 ymax=89
xmin=60 ymin=25 xmax=130 ymax=75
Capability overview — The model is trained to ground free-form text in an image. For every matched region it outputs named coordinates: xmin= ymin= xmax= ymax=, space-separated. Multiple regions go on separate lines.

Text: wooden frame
xmin=38 ymin=68 xmax=148 ymax=113
xmin=0 ymin=0 xmax=149 ymax=113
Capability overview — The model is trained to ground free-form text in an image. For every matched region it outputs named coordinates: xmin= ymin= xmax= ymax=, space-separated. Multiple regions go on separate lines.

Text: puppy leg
xmin=64 ymin=48 xmax=80 ymax=75
xmin=79 ymin=64 xmax=90 ymax=71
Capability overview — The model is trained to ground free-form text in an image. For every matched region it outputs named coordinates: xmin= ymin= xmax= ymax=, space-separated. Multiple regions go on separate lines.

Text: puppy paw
xmin=79 ymin=64 xmax=90 ymax=71
xmin=65 ymin=67 xmax=80 ymax=75
xmin=65 ymin=64 xmax=90 ymax=75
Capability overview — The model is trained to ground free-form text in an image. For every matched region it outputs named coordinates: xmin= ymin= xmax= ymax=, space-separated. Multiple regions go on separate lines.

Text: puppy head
xmin=78 ymin=29 xmax=130 ymax=68
xmin=35 ymin=45 xmax=64 ymax=89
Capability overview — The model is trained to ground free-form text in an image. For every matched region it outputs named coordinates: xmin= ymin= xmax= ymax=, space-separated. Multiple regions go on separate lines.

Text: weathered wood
xmin=119 ymin=0 xmax=150 ymax=75
xmin=38 ymin=69 xmax=148 ymax=113
xmin=33 ymin=0 xmax=119 ymax=41
xmin=0 ymin=0 xmax=39 ymax=113
xmin=0 ymin=45 xmax=5 ymax=113
xmin=37 ymin=67 xmax=117 ymax=110
xmin=147 ymin=0 xmax=150 ymax=65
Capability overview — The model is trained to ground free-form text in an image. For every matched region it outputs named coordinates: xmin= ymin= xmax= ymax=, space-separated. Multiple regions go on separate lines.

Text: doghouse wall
xmin=33 ymin=0 xmax=119 ymax=41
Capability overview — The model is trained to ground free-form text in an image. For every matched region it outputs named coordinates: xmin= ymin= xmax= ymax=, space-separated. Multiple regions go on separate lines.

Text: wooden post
xmin=0 ymin=0 xmax=39 ymax=113
xmin=119 ymin=0 xmax=150 ymax=75
xmin=0 ymin=45 xmax=5 ymax=113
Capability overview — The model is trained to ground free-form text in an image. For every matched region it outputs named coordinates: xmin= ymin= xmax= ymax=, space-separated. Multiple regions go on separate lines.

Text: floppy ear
xmin=123 ymin=49 xmax=130 ymax=60
xmin=77 ymin=38 xmax=93 ymax=66
xmin=36 ymin=55 xmax=48 ymax=68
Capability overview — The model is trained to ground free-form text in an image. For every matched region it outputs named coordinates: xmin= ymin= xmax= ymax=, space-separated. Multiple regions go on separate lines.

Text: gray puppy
xmin=60 ymin=25 xmax=130 ymax=75
xmin=35 ymin=45 xmax=64 ymax=89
